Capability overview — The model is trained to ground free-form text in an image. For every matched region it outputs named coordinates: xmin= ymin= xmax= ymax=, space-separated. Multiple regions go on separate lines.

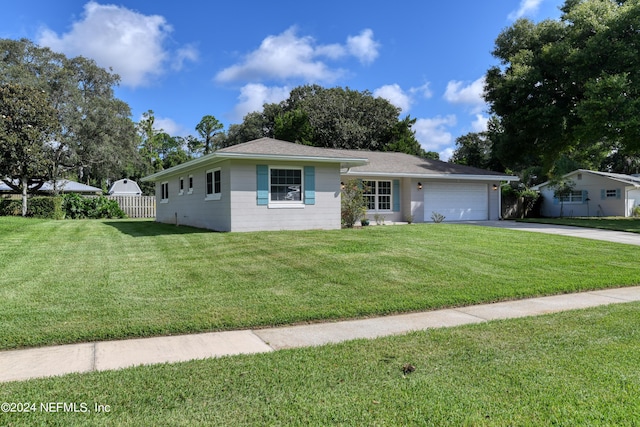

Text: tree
xmin=550 ymin=178 xmax=576 ymax=218
xmin=0 ymin=84 xmax=60 ymax=216
xmin=220 ymin=85 xmax=428 ymax=157
xmin=0 ymin=39 xmax=137 ymax=187
xmin=485 ymin=0 xmax=640 ymax=173
xmin=195 ymin=115 xmax=224 ymax=155
xmin=450 ymin=131 xmax=503 ymax=171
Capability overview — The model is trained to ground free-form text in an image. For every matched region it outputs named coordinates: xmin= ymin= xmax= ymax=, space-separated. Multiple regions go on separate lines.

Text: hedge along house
xmin=142 ymin=138 xmax=518 ymax=232
xmin=533 ymin=169 xmax=640 ymax=218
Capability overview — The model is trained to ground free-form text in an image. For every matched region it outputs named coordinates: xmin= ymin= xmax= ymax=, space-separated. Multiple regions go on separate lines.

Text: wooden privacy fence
xmin=107 ymin=196 xmax=156 ymax=218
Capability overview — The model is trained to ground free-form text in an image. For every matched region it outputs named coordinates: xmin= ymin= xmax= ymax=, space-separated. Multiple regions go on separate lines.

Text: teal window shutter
xmin=304 ymin=166 xmax=315 ymax=205
xmin=256 ymin=165 xmax=268 ymax=205
xmin=392 ymin=179 xmax=400 ymax=212
xmin=601 ymin=189 xmax=606 ymax=200
xmin=582 ymin=190 xmax=588 ymax=204
xmin=616 ymin=188 xmax=621 ymax=199
xmin=553 ymin=196 xmax=559 ymax=205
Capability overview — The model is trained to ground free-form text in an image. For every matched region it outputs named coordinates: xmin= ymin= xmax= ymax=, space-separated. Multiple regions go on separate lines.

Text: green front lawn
xmin=519 ymin=217 xmax=640 ymax=233
xmin=2 ymin=303 xmax=638 ymax=425
xmin=0 ymin=217 xmax=639 ymax=350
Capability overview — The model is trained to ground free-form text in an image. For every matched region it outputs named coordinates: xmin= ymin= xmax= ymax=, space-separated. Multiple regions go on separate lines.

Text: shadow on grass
xmin=103 ymin=220 xmax=213 ymax=237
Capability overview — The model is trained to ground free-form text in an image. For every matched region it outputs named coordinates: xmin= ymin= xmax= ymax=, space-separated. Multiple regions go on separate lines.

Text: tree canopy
xmin=221 ymin=85 xmax=435 ymax=158
xmin=0 ymin=38 xmax=137 ymax=188
xmin=485 ymin=0 xmax=640 ymax=174
xmin=0 ymin=83 xmax=60 ymax=215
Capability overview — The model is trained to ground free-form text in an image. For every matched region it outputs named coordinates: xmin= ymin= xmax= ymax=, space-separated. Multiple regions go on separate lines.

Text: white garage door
xmin=424 ymin=182 xmax=488 ymax=221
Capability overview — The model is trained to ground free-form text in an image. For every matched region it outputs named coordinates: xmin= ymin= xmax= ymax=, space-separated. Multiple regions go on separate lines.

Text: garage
xmin=424 ymin=182 xmax=488 ymax=221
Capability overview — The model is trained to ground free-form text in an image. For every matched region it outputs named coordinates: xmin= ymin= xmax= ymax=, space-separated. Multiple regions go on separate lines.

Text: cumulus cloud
xmin=153 ymin=116 xmax=189 ymax=137
xmin=172 ymin=44 xmax=199 ymax=71
xmin=373 ymin=84 xmax=411 ymax=112
xmin=471 ymin=114 xmax=489 ymax=133
xmin=215 ymin=27 xmax=380 ymax=84
xmin=231 ymin=83 xmax=291 ymax=121
xmin=37 ymin=1 xmax=196 ymax=87
xmin=346 ymin=29 xmax=380 ymax=65
xmin=508 ymin=0 xmax=544 ymax=20
xmin=412 ymin=115 xmax=457 ymax=154
xmin=444 ymin=76 xmax=486 ymax=111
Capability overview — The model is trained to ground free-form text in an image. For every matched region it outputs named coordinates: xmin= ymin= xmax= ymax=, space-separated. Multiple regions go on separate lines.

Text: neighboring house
xmin=533 ymin=169 xmax=640 ymax=217
xmin=107 ymin=179 xmax=142 ymax=196
xmin=141 ymin=138 xmax=518 ymax=232
xmin=0 ymin=179 xmax=102 ymax=195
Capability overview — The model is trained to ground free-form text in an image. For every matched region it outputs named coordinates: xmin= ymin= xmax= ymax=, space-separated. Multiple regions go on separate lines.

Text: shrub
xmin=431 ymin=212 xmax=446 ymax=223
xmin=62 ymin=194 xmax=126 ymax=219
xmin=633 ymin=205 xmax=640 ymax=218
xmin=0 ymin=199 xmax=22 ymax=216
xmin=29 ymin=196 xmax=65 ymax=219
xmin=341 ymin=179 xmax=367 ymax=228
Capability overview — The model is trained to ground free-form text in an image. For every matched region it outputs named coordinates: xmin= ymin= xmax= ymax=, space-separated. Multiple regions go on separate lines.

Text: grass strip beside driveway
xmin=0 ymin=217 xmax=638 ymax=349
xmin=519 ymin=217 xmax=640 ymax=233
xmin=1 ymin=303 xmax=639 ymax=425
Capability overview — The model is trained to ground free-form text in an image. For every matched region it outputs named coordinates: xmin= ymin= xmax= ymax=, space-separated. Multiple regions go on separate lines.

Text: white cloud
xmin=37 ymin=1 xmax=196 ymax=88
xmin=443 ymin=76 xmax=487 ymax=113
xmin=410 ymin=82 xmax=433 ymax=100
xmin=153 ymin=116 xmax=189 ymax=137
xmin=172 ymin=44 xmax=199 ymax=71
xmin=231 ymin=83 xmax=291 ymax=121
xmin=471 ymin=114 xmax=489 ymax=133
xmin=216 ymin=28 xmax=340 ymax=83
xmin=346 ymin=29 xmax=380 ymax=65
xmin=373 ymin=84 xmax=411 ymax=112
xmin=412 ymin=115 xmax=457 ymax=153
xmin=215 ymin=27 xmax=379 ymax=84
xmin=508 ymin=0 xmax=544 ymax=20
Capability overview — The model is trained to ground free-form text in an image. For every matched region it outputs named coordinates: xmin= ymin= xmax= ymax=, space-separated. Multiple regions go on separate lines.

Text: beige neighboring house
xmin=533 ymin=169 xmax=640 ymax=217
xmin=141 ymin=138 xmax=517 ymax=232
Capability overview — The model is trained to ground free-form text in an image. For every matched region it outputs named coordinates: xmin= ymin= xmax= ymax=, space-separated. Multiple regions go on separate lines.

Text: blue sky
xmin=3 ymin=0 xmax=564 ymax=159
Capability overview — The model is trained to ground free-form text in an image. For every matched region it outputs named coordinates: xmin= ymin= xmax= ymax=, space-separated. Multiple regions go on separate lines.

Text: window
xmin=559 ymin=190 xmax=583 ymax=203
xmin=605 ymin=189 xmax=618 ymax=198
xmin=205 ymin=169 xmax=221 ymax=200
xmin=363 ymin=180 xmax=392 ymax=211
xmin=188 ymin=175 xmax=193 ymax=194
xmin=270 ymin=168 xmax=302 ymax=202
xmin=179 ymin=177 xmax=184 ymax=195
xmin=160 ymin=182 xmax=169 ymax=202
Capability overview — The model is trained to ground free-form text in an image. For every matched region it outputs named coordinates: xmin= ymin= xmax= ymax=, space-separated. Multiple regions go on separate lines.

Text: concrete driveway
xmin=462 ymin=220 xmax=640 ymax=246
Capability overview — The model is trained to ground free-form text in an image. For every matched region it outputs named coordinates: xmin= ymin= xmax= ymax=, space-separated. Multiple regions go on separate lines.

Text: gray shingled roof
xmin=0 ymin=179 xmax=102 ymax=194
xmin=143 ymin=138 xmax=516 ymax=181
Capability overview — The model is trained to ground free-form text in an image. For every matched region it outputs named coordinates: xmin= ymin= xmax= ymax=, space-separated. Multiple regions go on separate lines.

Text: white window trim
xmin=363 ymin=180 xmax=393 ymax=212
xmin=268 ymin=166 xmax=304 ymax=208
xmin=188 ymin=175 xmax=193 ymax=194
xmin=160 ymin=181 xmax=169 ymax=204
xmin=179 ymin=176 xmax=184 ymax=195
xmin=605 ymin=189 xmax=618 ymax=198
xmin=205 ymin=168 xmax=222 ymax=201
xmin=559 ymin=190 xmax=584 ymax=204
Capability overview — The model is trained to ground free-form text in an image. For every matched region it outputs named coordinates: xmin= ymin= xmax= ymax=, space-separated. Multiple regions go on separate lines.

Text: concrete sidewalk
xmin=2 ymin=286 xmax=639 ymax=383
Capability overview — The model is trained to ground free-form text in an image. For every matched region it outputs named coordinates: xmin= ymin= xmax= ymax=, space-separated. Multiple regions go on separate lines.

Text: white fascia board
xmin=342 ymin=171 xmax=519 ymax=182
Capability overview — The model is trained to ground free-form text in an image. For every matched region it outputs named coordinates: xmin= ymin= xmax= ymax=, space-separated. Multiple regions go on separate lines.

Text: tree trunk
xmin=21 ymin=175 xmax=28 ymax=217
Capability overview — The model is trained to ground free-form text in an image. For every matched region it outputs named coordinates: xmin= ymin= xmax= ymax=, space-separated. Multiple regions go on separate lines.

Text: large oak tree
xmin=485 ymin=0 xmax=640 ymax=174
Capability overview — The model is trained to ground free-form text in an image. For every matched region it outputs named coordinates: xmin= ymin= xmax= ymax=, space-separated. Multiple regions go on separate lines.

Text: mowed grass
xmin=1 ymin=303 xmax=639 ymax=426
xmin=0 ymin=217 xmax=639 ymax=349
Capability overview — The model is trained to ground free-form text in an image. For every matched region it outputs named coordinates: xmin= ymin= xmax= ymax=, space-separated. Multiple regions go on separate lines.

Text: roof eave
xmin=342 ymin=171 xmax=519 ymax=181
xmin=141 ymin=152 xmax=369 ymax=182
